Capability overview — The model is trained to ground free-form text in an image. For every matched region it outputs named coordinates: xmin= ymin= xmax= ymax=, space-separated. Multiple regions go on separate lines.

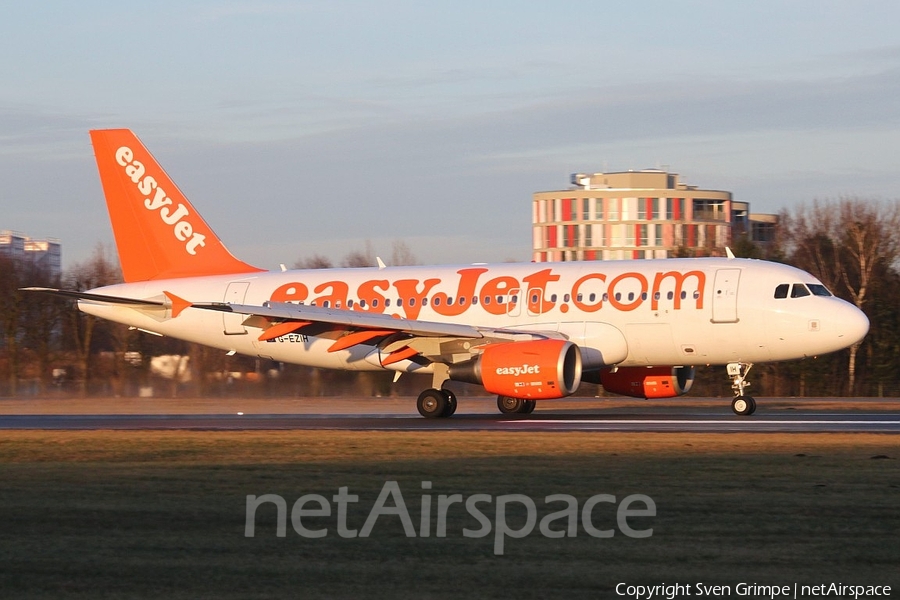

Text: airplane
xmin=26 ymin=129 xmax=870 ymax=418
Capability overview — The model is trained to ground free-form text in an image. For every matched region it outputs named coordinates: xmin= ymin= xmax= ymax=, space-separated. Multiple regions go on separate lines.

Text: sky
xmin=2 ymin=1 xmax=900 ymax=271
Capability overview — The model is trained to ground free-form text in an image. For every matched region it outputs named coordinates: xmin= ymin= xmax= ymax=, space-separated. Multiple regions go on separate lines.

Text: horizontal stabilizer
xmin=20 ymin=287 xmax=167 ymax=308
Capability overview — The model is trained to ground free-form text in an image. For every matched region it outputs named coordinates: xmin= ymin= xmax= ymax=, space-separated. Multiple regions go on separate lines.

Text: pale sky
xmin=2 ymin=1 xmax=899 ymax=270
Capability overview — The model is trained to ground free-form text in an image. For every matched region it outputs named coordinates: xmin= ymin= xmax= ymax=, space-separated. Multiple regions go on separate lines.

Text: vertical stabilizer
xmin=90 ymin=129 xmax=264 ymax=282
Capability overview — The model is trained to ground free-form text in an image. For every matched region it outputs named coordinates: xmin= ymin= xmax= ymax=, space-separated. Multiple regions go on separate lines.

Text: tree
xmin=293 ymin=254 xmax=333 ymax=270
xmin=342 ymin=240 xmax=376 ymax=268
xmin=19 ymin=259 xmax=63 ymax=394
xmin=63 ymin=245 xmax=123 ymax=397
xmin=389 ymin=240 xmax=417 ymax=266
xmin=781 ymin=198 xmax=900 ymax=394
xmin=0 ymin=255 xmax=23 ymax=394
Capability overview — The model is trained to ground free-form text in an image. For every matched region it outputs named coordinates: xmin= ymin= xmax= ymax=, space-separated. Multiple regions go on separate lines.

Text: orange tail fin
xmin=90 ymin=129 xmax=264 ymax=282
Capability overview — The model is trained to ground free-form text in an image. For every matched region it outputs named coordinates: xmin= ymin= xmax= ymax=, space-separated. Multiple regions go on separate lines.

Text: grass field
xmin=1 ymin=430 xmax=898 ymax=599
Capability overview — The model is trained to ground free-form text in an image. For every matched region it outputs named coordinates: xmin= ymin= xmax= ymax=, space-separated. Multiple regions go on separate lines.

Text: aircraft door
xmin=526 ymin=288 xmax=543 ymax=317
xmin=507 ymin=288 xmax=521 ymax=317
xmin=223 ymin=281 xmax=251 ymax=335
xmin=711 ymin=268 xmax=741 ymax=323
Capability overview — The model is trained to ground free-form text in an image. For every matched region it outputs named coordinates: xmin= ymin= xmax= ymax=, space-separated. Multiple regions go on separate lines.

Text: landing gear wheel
xmin=417 ymin=388 xmax=448 ymax=419
xmin=731 ymin=395 xmax=756 ymax=416
xmin=441 ymin=389 xmax=458 ymax=417
xmin=497 ymin=395 xmax=526 ymax=414
xmin=522 ymin=399 xmax=536 ymax=414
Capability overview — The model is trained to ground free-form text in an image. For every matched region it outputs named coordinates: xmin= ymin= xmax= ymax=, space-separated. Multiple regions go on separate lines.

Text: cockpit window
xmin=808 ymin=284 xmax=832 ymax=297
xmin=790 ymin=283 xmax=811 ymax=298
xmin=774 ymin=284 xmax=789 ymax=299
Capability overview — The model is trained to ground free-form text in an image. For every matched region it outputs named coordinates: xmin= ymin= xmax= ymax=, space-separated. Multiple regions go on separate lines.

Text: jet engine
xmin=449 ymin=339 xmax=582 ymax=399
xmin=595 ymin=366 xmax=695 ymax=399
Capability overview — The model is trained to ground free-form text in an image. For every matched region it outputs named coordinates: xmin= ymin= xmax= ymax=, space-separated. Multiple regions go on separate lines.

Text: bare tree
xmin=782 ymin=198 xmax=900 ymax=393
xmin=64 ymin=244 xmax=123 ymax=397
xmin=342 ymin=240 xmax=377 ymax=268
xmin=19 ymin=259 xmax=63 ymax=394
xmin=389 ymin=240 xmax=417 ymax=266
xmin=0 ymin=255 xmax=23 ymax=394
xmin=293 ymin=254 xmax=333 ymax=270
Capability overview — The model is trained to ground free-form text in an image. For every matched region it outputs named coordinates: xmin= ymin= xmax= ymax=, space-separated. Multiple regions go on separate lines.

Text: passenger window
xmin=791 ymin=284 xmax=811 ymax=298
xmin=774 ymin=284 xmax=789 ymax=299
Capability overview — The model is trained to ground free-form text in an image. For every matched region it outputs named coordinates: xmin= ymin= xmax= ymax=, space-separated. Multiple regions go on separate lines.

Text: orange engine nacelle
xmin=448 ymin=339 xmax=583 ymax=399
xmin=598 ymin=366 xmax=695 ymax=399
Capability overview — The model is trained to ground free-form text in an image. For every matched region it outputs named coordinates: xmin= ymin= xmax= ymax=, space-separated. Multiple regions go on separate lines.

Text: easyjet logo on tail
xmin=115 ymin=146 xmax=207 ymax=256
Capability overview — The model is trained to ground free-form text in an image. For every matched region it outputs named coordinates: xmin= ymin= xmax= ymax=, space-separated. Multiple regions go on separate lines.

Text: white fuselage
xmin=80 ymin=257 xmax=869 ymax=375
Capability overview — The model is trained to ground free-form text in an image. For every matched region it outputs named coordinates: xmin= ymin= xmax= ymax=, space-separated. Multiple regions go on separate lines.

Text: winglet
xmin=90 ymin=129 xmax=265 ymax=282
xmin=725 ymin=247 xmax=736 ymax=260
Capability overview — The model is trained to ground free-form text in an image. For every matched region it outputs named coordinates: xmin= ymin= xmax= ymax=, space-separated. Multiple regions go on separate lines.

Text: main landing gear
xmin=416 ymin=388 xmax=457 ymax=419
xmin=727 ymin=362 xmax=757 ymax=416
xmin=497 ymin=396 xmax=536 ymax=415
xmin=415 ymin=389 xmax=537 ymax=418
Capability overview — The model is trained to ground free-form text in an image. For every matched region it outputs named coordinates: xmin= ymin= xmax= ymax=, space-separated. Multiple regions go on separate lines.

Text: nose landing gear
xmin=727 ymin=362 xmax=756 ymax=416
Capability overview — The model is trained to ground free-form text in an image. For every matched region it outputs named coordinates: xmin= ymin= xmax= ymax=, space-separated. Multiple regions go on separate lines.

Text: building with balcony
xmin=532 ymin=169 xmax=765 ymax=262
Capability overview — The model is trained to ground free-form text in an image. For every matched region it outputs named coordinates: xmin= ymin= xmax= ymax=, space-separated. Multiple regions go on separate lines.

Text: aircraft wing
xmin=200 ymin=300 xmax=486 ymax=339
xmin=23 ymin=288 xmax=564 ymax=365
xmin=194 ymin=300 xmax=563 ymax=366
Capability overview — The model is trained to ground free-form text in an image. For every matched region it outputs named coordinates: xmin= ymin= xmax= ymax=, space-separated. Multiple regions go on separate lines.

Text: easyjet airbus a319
xmin=28 ymin=129 xmax=870 ymax=418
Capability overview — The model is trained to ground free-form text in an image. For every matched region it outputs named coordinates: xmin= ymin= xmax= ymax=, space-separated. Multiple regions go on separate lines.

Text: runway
xmin=2 ymin=397 xmax=899 ymax=432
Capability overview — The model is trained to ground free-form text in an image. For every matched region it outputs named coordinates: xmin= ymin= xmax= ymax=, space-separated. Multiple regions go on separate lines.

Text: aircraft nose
xmin=835 ymin=302 xmax=869 ymax=346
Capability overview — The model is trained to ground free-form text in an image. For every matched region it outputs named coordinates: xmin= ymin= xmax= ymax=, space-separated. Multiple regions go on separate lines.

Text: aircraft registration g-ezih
xmin=27 ymin=129 xmax=870 ymax=418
